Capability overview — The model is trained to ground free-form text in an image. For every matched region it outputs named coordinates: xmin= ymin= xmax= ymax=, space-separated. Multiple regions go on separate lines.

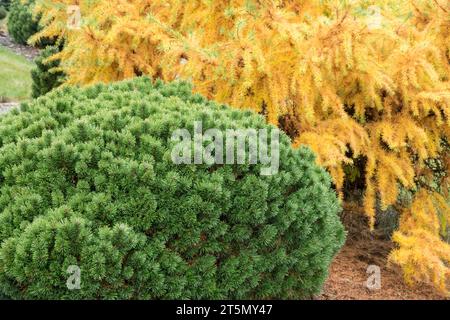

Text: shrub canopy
xmin=0 ymin=6 xmax=6 ymax=20
xmin=7 ymin=0 xmax=38 ymax=45
xmin=0 ymin=0 xmax=10 ymax=10
xmin=31 ymin=46 xmax=65 ymax=98
xmin=0 ymin=77 xmax=345 ymax=299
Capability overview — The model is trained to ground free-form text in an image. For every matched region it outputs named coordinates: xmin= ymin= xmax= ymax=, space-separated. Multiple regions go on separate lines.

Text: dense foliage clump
xmin=0 ymin=6 xmax=6 ymax=20
xmin=7 ymin=0 xmax=37 ymax=45
xmin=0 ymin=0 xmax=10 ymax=11
xmin=31 ymin=46 xmax=64 ymax=98
xmin=0 ymin=77 xmax=345 ymax=299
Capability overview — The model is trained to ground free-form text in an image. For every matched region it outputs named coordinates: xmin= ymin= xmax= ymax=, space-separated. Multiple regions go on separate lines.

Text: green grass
xmin=0 ymin=45 xmax=34 ymax=102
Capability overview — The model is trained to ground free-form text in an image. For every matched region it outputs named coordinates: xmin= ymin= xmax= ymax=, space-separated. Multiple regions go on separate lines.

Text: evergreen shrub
xmin=6 ymin=0 xmax=37 ymax=45
xmin=31 ymin=46 xmax=64 ymax=98
xmin=0 ymin=77 xmax=345 ymax=299
xmin=0 ymin=0 xmax=10 ymax=11
xmin=0 ymin=6 xmax=6 ymax=20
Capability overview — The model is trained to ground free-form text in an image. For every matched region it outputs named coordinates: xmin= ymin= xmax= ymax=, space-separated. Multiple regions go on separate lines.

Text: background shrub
xmin=0 ymin=77 xmax=345 ymax=299
xmin=0 ymin=6 xmax=6 ymax=20
xmin=0 ymin=0 xmax=10 ymax=11
xmin=7 ymin=0 xmax=37 ymax=45
xmin=31 ymin=46 xmax=65 ymax=98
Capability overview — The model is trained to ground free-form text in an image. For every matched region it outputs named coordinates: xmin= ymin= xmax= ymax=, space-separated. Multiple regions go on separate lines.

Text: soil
xmin=0 ymin=102 xmax=19 ymax=114
xmin=317 ymin=203 xmax=447 ymax=300
xmin=0 ymin=30 xmax=39 ymax=61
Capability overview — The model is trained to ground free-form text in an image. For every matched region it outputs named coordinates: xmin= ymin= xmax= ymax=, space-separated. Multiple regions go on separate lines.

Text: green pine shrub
xmin=6 ymin=0 xmax=37 ymax=45
xmin=0 ymin=6 xmax=6 ymax=20
xmin=0 ymin=77 xmax=345 ymax=299
xmin=0 ymin=0 xmax=10 ymax=11
xmin=31 ymin=46 xmax=65 ymax=98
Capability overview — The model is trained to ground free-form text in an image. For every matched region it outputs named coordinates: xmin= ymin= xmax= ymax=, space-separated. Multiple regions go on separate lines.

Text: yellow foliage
xmin=390 ymin=190 xmax=450 ymax=293
xmin=32 ymin=0 xmax=450 ymax=294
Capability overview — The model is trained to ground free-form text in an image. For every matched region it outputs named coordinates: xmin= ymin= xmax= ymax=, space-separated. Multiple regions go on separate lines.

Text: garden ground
xmin=318 ymin=203 xmax=446 ymax=300
xmin=0 ymin=45 xmax=33 ymax=102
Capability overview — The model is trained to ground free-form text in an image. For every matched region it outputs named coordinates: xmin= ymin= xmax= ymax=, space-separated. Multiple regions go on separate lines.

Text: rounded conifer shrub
xmin=31 ymin=46 xmax=65 ymax=98
xmin=0 ymin=6 xmax=7 ymax=20
xmin=7 ymin=0 xmax=38 ymax=45
xmin=0 ymin=77 xmax=345 ymax=299
xmin=0 ymin=0 xmax=10 ymax=11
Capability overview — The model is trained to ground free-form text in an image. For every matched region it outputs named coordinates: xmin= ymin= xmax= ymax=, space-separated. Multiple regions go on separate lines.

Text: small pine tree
xmin=7 ymin=0 xmax=38 ymax=45
xmin=6 ymin=0 xmax=54 ymax=47
xmin=31 ymin=46 xmax=65 ymax=98
xmin=0 ymin=6 xmax=7 ymax=20
xmin=0 ymin=0 xmax=10 ymax=11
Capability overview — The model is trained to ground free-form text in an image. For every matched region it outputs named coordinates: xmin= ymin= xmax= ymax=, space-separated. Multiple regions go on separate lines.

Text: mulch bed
xmin=317 ymin=204 xmax=447 ymax=300
xmin=0 ymin=30 xmax=40 ymax=61
xmin=0 ymin=102 xmax=19 ymax=115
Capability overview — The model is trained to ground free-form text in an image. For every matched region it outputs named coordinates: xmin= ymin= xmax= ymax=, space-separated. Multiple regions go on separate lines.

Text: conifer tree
xmin=7 ymin=0 xmax=38 ymax=45
xmin=0 ymin=6 xmax=6 ymax=20
xmin=31 ymin=45 xmax=65 ymax=98
xmin=0 ymin=0 xmax=11 ymax=11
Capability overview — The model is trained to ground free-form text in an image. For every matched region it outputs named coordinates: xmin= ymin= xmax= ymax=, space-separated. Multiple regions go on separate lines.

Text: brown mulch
xmin=317 ymin=204 xmax=447 ymax=300
xmin=0 ymin=102 xmax=19 ymax=115
xmin=0 ymin=30 xmax=39 ymax=61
